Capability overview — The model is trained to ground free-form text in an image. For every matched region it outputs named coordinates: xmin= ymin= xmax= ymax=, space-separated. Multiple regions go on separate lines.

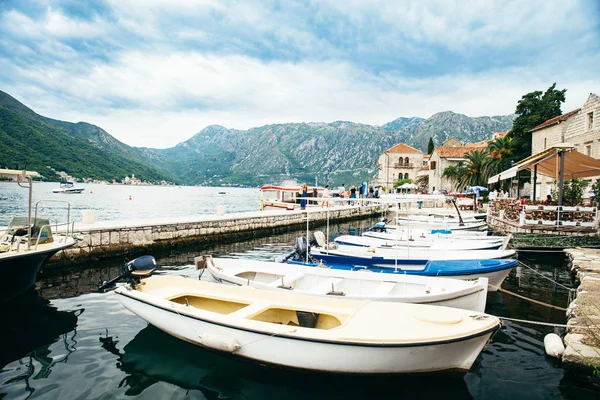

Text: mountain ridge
xmin=0 ymin=90 xmax=515 ymax=186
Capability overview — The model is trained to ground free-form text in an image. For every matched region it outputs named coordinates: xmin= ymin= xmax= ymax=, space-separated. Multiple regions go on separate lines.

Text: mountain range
xmin=0 ymin=90 xmax=515 ymax=186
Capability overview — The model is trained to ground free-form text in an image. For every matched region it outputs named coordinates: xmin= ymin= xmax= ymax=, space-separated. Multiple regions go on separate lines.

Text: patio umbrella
xmin=400 ymin=183 xmax=417 ymax=189
xmin=467 ymin=186 xmax=488 ymax=192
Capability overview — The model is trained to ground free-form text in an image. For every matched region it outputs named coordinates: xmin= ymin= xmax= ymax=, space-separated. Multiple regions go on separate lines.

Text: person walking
xmin=300 ymin=183 xmax=308 ymax=210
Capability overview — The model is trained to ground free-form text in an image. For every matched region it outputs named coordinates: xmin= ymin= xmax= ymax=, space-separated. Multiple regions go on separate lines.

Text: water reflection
xmin=0 ymin=291 xmax=82 ymax=399
xmin=0 ymin=291 xmax=81 ymax=369
xmin=113 ymin=325 xmax=473 ymax=400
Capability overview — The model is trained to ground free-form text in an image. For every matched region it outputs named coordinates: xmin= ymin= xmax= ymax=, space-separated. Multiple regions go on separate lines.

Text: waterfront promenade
xmin=53 ymin=204 xmax=381 ymax=265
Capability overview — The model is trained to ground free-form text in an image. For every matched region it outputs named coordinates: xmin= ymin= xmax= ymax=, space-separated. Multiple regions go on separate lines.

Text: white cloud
xmin=5 ymin=48 xmax=597 ymax=148
xmin=2 ymin=7 xmax=109 ymax=39
xmin=0 ymin=0 xmax=598 ymax=149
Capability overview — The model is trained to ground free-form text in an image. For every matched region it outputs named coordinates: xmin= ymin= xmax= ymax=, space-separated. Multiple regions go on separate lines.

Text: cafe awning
xmin=487 ymin=144 xmax=600 ymax=184
xmin=488 ymin=144 xmax=600 ymax=205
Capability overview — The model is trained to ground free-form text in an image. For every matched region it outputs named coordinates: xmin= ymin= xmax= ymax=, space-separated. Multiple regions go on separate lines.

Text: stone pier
xmin=562 ymin=248 xmax=600 ymax=373
xmin=51 ymin=205 xmax=382 ymax=266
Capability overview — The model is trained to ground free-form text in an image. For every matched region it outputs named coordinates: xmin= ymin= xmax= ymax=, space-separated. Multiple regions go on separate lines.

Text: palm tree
xmin=442 ymin=165 xmax=460 ymax=192
xmin=484 ymin=136 xmax=513 ymax=179
xmin=456 ymin=150 xmax=487 ymax=190
xmin=415 ymin=174 xmax=429 ymax=190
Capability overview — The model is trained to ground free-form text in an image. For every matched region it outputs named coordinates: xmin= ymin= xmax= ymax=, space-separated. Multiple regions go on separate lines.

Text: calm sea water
xmin=0 ymin=182 xmax=261 ymax=226
xmin=0 ymin=184 xmax=599 ymax=399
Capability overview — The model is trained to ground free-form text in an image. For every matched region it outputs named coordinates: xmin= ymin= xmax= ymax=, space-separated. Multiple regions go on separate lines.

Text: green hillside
xmin=0 ymin=91 xmax=173 ymax=183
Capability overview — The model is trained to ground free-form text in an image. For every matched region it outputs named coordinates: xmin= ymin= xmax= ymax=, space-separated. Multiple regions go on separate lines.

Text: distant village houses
xmin=124 ymin=174 xmax=142 ymax=185
xmin=373 ymin=132 xmax=506 ymax=193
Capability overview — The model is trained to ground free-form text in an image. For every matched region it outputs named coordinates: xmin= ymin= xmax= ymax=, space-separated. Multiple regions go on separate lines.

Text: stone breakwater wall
xmin=562 ymin=248 xmax=600 ymax=372
xmin=51 ymin=206 xmax=381 ymax=266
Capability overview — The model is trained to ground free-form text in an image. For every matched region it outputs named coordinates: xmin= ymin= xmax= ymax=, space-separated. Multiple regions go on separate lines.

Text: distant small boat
xmin=260 ymin=185 xmax=326 ymax=210
xmin=218 ymin=191 xmax=228 ymax=195
xmin=116 ymin=275 xmax=501 ymax=374
xmin=52 ymin=181 xmax=84 ymax=194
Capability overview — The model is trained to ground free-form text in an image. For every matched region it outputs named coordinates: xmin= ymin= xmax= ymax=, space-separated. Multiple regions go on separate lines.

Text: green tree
xmin=456 ymin=150 xmax=487 ymax=189
xmin=442 ymin=164 xmax=460 ymax=192
xmin=484 ymin=136 xmax=513 ymax=185
xmin=551 ymin=178 xmax=589 ymax=205
xmin=508 ymin=83 xmax=567 ymax=161
xmin=393 ymin=178 xmax=413 ymax=188
xmin=427 ymin=137 xmax=435 ymax=154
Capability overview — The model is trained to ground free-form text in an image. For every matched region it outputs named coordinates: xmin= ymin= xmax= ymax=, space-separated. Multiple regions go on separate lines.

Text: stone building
xmin=417 ymin=137 xmax=487 ymax=193
xmin=530 ymin=93 xmax=600 ymax=199
xmin=372 ymin=143 xmax=424 ymax=190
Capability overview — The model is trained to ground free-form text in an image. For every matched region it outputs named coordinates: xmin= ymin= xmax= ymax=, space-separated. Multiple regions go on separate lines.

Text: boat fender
xmin=200 ymin=332 xmax=241 ymax=353
xmin=544 ymin=333 xmax=565 ymax=358
xmin=367 ymin=247 xmax=376 ymax=253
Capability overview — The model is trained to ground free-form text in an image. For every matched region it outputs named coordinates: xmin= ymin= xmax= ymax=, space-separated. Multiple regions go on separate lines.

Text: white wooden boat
xmin=116 ymin=275 xmax=501 ymax=374
xmin=311 ymin=245 xmax=515 ymax=263
xmin=390 ymin=219 xmax=487 ymax=231
xmin=260 ymin=185 xmax=326 ymax=210
xmin=362 ymin=229 xmax=491 ymax=241
xmin=334 ymin=234 xmax=509 ymax=251
xmin=203 ymin=256 xmax=489 ymax=312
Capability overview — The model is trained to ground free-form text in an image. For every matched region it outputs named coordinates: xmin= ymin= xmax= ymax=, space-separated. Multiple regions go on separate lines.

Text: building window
xmin=544 ymin=138 xmax=547 ymax=150
xmin=404 ymin=173 xmax=409 ymax=180
xmin=586 ymin=145 xmax=592 ymax=157
xmin=404 ymin=157 xmax=409 ymax=165
xmin=588 ymin=112 xmax=594 ymax=131
xmin=398 ymin=157 xmax=403 ymax=165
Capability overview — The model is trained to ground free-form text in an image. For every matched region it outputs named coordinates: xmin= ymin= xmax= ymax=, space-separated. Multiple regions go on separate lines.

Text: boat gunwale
xmin=116 ymin=288 xmax=502 ymax=348
xmin=0 ymin=237 xmax=76 ymax=260
xmin=211 ymin=275 xmax=488 ymax=305
xmin=207 ymin=259 xmax=488 ymax=303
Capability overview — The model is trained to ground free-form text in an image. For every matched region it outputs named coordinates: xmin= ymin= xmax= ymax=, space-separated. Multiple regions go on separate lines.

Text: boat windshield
xmin=6 ymin=217 xmax=53 ymax=243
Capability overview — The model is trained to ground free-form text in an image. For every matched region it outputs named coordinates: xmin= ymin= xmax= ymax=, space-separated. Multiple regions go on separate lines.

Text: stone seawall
xmin=51 ymin=205 xmax=382 ymax=266
xmin=562 ymin=248 xmax=600 ymax=373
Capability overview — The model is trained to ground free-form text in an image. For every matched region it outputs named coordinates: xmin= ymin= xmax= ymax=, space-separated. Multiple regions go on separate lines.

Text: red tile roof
xmin=434 ymin=146 xmax=480 ymax=158
xmin=385 ymin=143 xmax=423 ymax=154
xmin=530 ymin=108 xmax=581 ymax=132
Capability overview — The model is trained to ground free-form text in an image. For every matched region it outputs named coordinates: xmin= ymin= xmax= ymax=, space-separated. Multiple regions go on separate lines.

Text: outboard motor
xmin=98 ymin=255 xmax=157 ymax=291
xmin=295 ymin=236 xmax=309 ymax=262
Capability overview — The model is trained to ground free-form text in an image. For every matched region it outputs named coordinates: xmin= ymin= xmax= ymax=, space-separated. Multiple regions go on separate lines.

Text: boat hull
xmin=289 ymin=258 xmax=516 ymax=291
xmin=0 ymin=241 xmax=75 ymax=302
xmin=118 ymin=293 xmax=500 ymax=374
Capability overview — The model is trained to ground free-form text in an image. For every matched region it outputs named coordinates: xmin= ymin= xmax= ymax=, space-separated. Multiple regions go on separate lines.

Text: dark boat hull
xmin=0 ymin=243 xmax=74 ymax=303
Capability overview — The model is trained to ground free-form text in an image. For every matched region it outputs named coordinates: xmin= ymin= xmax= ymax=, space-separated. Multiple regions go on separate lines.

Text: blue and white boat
xmin=289 ymin=257 xmax=516 ymax=291
xmin=290 ymin=234 xmax=516 ymax=290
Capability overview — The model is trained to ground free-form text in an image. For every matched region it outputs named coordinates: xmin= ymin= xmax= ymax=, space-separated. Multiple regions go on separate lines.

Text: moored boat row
xmin=107 ymin=194 xmax=518 ymax=375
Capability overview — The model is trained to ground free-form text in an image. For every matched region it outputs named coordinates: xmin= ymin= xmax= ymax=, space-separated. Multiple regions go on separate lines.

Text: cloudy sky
xmin=1 ymin=0 xmax=599 ymax=148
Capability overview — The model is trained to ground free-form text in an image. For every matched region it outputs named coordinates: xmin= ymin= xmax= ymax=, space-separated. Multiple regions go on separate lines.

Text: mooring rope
xmin=496 ymin=316 xmax=569 ymax=328
xmin=516 ymin=259 xmax=574 ymax=292
xmin=488 ymin=283 xmax=567 ymax=311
